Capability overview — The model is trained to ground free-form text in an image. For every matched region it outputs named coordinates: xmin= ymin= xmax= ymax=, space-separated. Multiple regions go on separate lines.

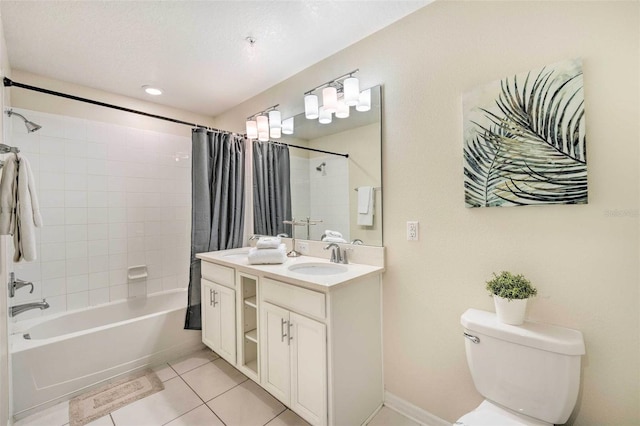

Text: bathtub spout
xmin=11 ymin=299 xmax=49 ymax=317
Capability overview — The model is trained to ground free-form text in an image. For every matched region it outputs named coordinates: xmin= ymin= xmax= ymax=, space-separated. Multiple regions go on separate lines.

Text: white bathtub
xmin=11 ymin=289 xmax=203 ymax=416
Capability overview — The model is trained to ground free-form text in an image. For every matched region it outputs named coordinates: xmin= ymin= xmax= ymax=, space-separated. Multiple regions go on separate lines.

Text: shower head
xmin=6 ymin=109 xmax=42 ymax=133
xmin=316 ymin=162 xmax=326 ymax=171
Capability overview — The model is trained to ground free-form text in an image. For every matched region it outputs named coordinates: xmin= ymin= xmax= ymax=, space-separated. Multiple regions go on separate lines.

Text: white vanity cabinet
xmin=200 ymin=262 xmax=236 ymax=364
xmin=197 ymin=252 xmax=383 ymax=426
xmin=261 ymin=295 xmax=327 ymax=426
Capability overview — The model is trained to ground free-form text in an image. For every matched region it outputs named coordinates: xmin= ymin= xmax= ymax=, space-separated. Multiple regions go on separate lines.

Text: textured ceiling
xmin=0 ymin=1 xmax=430 ymax=117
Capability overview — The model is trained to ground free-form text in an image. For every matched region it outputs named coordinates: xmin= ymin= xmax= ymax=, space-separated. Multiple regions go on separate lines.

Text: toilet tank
xmin=461 ymin=309 xmax=585 ymax=425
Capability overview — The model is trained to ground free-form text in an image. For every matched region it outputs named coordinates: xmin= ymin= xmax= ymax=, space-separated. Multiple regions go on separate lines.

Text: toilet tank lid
xmin=461 ymin=309 xmax=585 ymax=355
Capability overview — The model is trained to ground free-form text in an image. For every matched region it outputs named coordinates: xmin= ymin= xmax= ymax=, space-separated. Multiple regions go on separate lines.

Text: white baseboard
xmin=384 ymin=391 xmax=451 ymax=426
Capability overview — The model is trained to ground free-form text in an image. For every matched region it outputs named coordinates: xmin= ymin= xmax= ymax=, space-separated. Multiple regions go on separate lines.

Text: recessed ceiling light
xmin=142 ymin=85 xmax=163 ymax=96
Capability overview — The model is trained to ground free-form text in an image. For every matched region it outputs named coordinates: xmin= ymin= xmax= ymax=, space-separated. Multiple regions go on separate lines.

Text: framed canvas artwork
xmin=463 ymin=59 xmax=587 ymax=208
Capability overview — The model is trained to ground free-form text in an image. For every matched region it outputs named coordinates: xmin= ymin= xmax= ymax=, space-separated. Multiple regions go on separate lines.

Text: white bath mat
xmin=69 ymin=369 xmax=164 ymax=426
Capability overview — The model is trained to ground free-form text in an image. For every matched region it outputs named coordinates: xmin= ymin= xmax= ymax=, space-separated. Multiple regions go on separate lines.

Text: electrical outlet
xmin=407 ymin=221 xmax=419 ymax=241
xmin=297 ymin=241 xmax=309 ymax=254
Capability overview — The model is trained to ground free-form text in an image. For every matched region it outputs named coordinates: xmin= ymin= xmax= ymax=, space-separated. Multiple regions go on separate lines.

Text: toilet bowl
xmin=458 ymin=309 xmax=585 ymax=425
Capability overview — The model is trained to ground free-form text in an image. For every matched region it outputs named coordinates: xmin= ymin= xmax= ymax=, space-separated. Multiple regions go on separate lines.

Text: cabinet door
xmin=290 ymin=312 xmax=327 ymax=426
xmin=201 ymin=279 xmax=218 ymax=350
xmin=261 ymin=302 xmax=290 ymax=405
xmin=201 ymin=279 xmax=236 ymax=364
xmin=216 ymin=283 xmax=237 ymax=364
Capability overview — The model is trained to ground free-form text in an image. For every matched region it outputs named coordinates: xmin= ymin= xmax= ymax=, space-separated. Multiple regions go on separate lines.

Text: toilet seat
xmin=455 ymin=401 xmax=551 ymax=426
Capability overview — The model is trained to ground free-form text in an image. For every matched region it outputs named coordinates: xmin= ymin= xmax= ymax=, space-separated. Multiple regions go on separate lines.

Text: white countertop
xmin=196 ymin=248 xmax=384 ymax=292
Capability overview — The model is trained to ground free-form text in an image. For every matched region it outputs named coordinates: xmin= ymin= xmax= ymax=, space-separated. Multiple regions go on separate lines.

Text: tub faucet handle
xmin=9 ymin=272 xmax=34 ymax=298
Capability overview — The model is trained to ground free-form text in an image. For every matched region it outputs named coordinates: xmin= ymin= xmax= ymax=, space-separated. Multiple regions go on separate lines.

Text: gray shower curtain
xmin=253 ymin=141 xmax=292 ymax=237
xmin=185 ymin=129 xmax=245 ymax=330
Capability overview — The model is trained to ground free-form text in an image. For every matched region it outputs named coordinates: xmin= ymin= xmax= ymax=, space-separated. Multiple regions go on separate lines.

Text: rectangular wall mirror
xmin=280 ymin=85 xmax=382 ymax=247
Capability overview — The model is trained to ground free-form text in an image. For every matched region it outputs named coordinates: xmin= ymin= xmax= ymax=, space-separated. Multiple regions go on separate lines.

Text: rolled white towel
xmin=324 ymin=230 xmax=343 ymax=239
xmin=256 ymin=236 xmax=282 ymax=249
xmin=322 ymin=236 xmax=347 ymax=243
xmin=248 ymin=243 xmax=287 ymax=264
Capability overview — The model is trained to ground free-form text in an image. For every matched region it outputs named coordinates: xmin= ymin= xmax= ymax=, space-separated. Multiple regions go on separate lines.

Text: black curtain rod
xmin=271 ymin=141 xmax=348 ymax=158
xmin=2 ymin=77 xmax=227 ymax=132
xmin=3 ymin=77 xmax=349 ymax=158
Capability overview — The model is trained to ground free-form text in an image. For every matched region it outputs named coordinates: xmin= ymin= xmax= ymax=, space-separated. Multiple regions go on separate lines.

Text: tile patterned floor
xmin=14 ymin=348 xmax=421 ymax=426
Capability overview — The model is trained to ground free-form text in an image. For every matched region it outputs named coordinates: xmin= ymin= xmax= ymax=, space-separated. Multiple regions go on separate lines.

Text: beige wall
xmin=215 ymin=1 xmax=640 ymax=424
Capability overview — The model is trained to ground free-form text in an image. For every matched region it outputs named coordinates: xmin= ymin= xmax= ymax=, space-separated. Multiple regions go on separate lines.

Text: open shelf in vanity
xmin=238 ymin=272 xmax=259 ymax=379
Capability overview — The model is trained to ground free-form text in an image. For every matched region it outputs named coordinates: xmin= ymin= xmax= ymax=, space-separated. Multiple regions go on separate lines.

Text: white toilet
xmin=457 ymin=309 xmax=585 ymax=426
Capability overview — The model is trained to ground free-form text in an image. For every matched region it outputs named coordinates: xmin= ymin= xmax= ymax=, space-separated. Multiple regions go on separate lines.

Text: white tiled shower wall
xmin=289 ymin=154 xmax=310 ymax=235
xmin=6 ymin=109 xmax=191 ymax=320
xmin=309 ymin=155 xmax=349 ymax=241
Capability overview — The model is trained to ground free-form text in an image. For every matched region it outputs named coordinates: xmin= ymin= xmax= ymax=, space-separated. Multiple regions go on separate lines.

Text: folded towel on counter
xmin=256 ymin=236 xmax=282 ymax=249
xmin=248 ymin=243 xmax=287 ymax=264
xmin=324 ymin=230 xmax=343 ymax=238
xmin=322 ymin=236 xmax=347 ymax=243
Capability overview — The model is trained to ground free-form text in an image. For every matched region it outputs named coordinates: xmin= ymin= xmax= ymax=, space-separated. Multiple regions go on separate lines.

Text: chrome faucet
xmin=324 ymin=243 xmax=342 ymax=264
xmin=10 ymin=300 xmax=49 ymax=317
xmin=350 ymin=239 xmax=364 ymax=245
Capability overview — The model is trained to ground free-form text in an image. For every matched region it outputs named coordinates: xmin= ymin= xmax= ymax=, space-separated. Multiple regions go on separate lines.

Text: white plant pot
xmin=493 ymin=296 xmax=528 ymax=325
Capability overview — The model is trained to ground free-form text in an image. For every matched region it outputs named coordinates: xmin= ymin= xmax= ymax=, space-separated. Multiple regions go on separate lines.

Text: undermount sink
xmin=287 ymin=262 xmax=348 ymax=276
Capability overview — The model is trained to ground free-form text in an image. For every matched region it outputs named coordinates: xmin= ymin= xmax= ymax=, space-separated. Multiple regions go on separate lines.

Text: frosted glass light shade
xmin=335 ymin=100 xmax=349 ymax=119
xmin=268 ymin=110 xmax=281 ymax=129
xmin=257 ymin=115 xmax=269 ymax=134
xmin=258 ymin=131 xmax=269 ymax=142
xmin=245 ymin=120 xmax=258 ymax=139
xmin=282 ymin=117 xmax=294 ymax=135
xmin=356 ymin=88 xmax=371 ymax=112
xmin=305 ymin=94 xmax=319 ymax=119
xmin=270 ymin=127 xmax=281 ymax=139
xmin=343 ymin=77 xmax=360 ymax=106
xmin=322 ymin=87 xmax=338 ymax=113
xmin=319 ymin=106 xmax=332 ymax=124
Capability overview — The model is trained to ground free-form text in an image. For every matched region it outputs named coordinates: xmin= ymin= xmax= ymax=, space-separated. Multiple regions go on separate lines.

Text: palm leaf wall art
xmin=463 ymin=58 xmax=587 ymax=208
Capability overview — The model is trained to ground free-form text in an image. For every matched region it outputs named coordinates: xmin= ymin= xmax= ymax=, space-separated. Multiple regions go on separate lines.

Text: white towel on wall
xmin=0 ymin=155 xmax=18 ymax=235
xmin=357 ymin=186 xmax=374 ymax=226
xmin=357 ymin=186 xmax=372 ymax=214
xmin=14 ymin=155 xmax=42 ymax=262
xmin=248 ymin=243 xmax=287 ymax=265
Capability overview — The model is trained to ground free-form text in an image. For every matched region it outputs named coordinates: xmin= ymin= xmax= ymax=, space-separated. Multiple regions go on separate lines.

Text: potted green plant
xmin=486 ymin=271 xmax=537 ymax=325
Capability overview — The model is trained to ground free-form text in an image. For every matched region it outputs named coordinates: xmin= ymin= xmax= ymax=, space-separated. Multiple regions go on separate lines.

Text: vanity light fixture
xmin=268 ymin=110 xmax=282 ymax=138
xmin=304 ymin=94 xmax=319 ymax=119
xmin=256 ymin=115 xmax=269 ymax=141
xmin=318 ymin=106 xmax=332 ymax=124
xmin=246 ymin=104 xmax=294 ymax=140
xmin=343 ymin=76 xmax=360 ymax=106
xmin=142 ymin=85 xmax=163 ymax=96
xmin=356 ymin=88 xmax=371 ymax=112
xmin=282 ymin=117 xmax=294 ymax=135
xmin=303 ymin=69 xmax=371 ymax=124
xmin=335 ymin=99 xmax=350 ymax=119
xmin=322 ymin=86 xmax=338 ymax=113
